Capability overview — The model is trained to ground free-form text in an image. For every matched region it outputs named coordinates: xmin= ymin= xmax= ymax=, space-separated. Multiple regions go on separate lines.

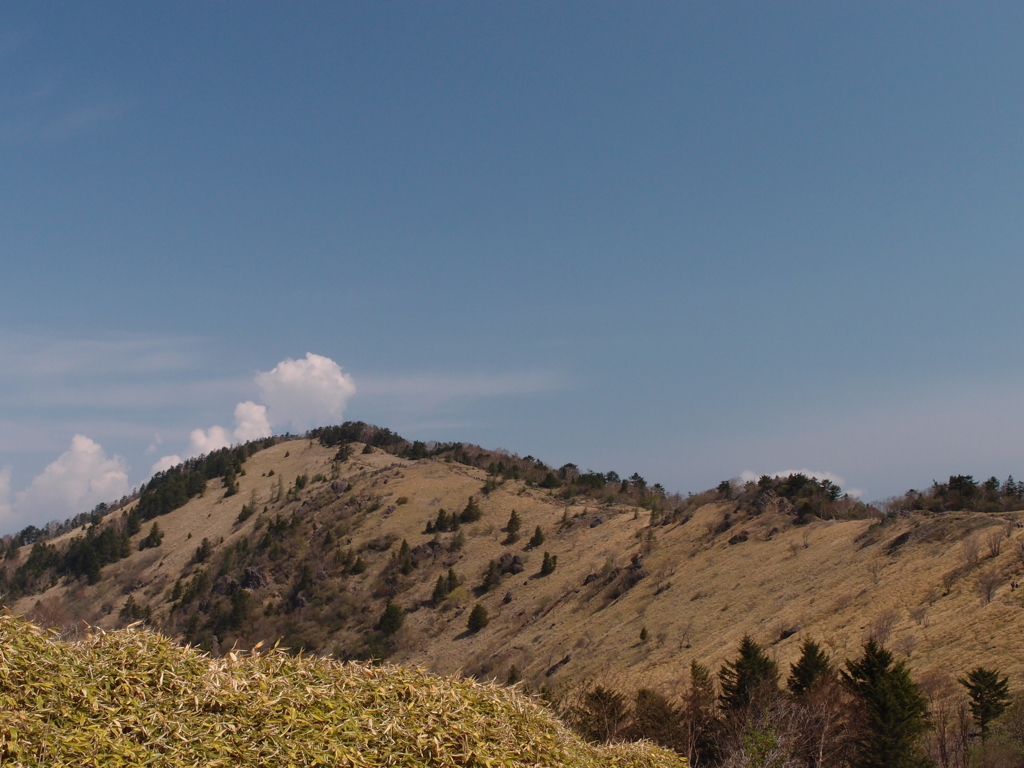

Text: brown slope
xmin=10 ymin=438 xmax=1024 ymax=700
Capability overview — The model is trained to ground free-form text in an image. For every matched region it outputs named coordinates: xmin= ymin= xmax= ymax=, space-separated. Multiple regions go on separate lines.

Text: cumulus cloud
xmin=14 ymin=435 xmax=129 ymax=520
xmin=232 ymin=401 xmax=271 ymax=442
xmin=739 ymin=468 xmax=862 ymax=498
xmin=150 ymin=454 xmax=183 ymax=475
xmin=255 ymin=353 xmax=356 ymax=431
xmin=181 ymin=401 xmax=273 ymax=462
xmin=189 ymin=425 xmax=232 ymax=456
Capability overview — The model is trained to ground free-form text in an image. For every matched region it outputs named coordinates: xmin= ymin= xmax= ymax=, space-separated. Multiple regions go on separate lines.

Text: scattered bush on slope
xmin=0 ymin=615 xmax=684 ymax=768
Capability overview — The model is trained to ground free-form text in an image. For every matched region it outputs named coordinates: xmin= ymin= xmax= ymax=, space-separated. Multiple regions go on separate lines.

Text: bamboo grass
xmin=0 ymin=615 xmax=685 ymax=767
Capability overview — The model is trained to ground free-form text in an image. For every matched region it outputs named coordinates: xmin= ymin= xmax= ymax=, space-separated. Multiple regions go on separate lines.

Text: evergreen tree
xmin=459 ymin=496 xmax=482 ymax=523
xmin=540 ymin=551 xmax=557 ymax=575
xmin=684 ymin=660 xmax=720 ymax=767
xmin=718 ymin=635 xmax=779 ymax=711
xmin=446 ymin=568 xmax=460 ymax=592
xmin=959 ymin=666 xmax=1011 ymax=738
xmin=841 ymin=639 xmax=930 ymax=768
xmin=788 ymin=638 xmax=833 ymax=697
xmin=503 ymin=510 xmax=521 ymax=543
xmin=377 ymin=601 xmax=404 ymax=636
xmin=467 ymin=603 xmax=489 ymax=633
xmin=431 ymin=574 xmax=449 ymax=605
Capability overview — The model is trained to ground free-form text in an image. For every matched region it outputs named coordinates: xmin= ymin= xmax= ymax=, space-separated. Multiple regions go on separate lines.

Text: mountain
xmin=5 ymin=428 xmax=1024 ymax=699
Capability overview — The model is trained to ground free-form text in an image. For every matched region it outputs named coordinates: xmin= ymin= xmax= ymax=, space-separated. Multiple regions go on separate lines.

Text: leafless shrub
xmin=789 ymin=541 xmax=801 ymax=558
xmin=962 ymin=535 xmax=980 ymax=569
xmin=908 ymin=605 xmax=927 ymax=625
xmin=802 ymin=529 xmax=811 ymax=549
xmin=986 ymin=526 xmax=1006 ymax=558
xmin=832 ymin=593 xmax=853 ymax=612
xmin=978 ymin=569 xmax=1001 ymax=605
xmin=894 ymin=633 xmax=917 ymax=658
xmin=868 ymin=561 xmax=883 ymax=584
xmin=866 ymin=607 xmax=900 ymax=645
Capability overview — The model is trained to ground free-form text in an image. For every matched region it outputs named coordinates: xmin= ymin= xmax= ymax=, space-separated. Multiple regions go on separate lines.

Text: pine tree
xmin=467 ymin=603 xmax=489 ymax=633
xmin=528 ymin=525 xmax=545 ymax=549
xmin=841 ymin=639 xmax=930 ymax=768
xmin=446 ymin=568 xmax=460 ymax=592
xmin=684 ymin=660 xmax=720 ymax=767
xmin=503 ymin=510 xmax=521 ymax=543
xmin=459 ymin=496 xmax=482 ymax=523
xmin=959 ymin=666 xmax=1011 ymax=738
xmin=431 ymin=575 xmax=449 ymax=605
xmin=788 ymin=638 xmax=833 ymax=697
xmin=718 ymin=635 xmax=779 ymax=711
xmin=377 ymin=601 xmax=404 ymax=636
xmin=540 ymin=551 xmax=557 ymax=575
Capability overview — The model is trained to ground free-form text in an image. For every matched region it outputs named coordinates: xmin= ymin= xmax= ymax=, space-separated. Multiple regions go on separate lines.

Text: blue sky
xmin=2 ymin=3 xmax=1023 ymax=533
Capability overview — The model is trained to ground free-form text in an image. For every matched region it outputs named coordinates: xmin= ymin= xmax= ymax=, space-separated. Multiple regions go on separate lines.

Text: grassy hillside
xmin=6 ymin=433 xmax=1024 ymax=702
xmin=0 ymin=614 xmax=683 ymax=767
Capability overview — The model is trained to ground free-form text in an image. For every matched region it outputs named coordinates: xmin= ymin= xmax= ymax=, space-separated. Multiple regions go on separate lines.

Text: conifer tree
xmin=467 ymin=603 xmax=489 ymax=633
xmin=503 ymin=510 xmax=522 ymax=543
xmin=718 ymin=635 xmax=779 ymax=711
xmin=377 ymin=601 xmax=404 ymax=636
xmin=841 ymin=639 xmax=930 ymax=768
xmin=684 ymin=660 xmax=720 ymax=767
xmin=788 ymin=638 xmax=833 ymax=698
xmin=540 ymin=551 xmax=557 ymax=575
xmin=528 ymin=525 xmax=545 ymax=549
xmin=959 ymin=666 xmax=1011 ymax=738
xmin=431 ymin=574 xmax=449 ymax=605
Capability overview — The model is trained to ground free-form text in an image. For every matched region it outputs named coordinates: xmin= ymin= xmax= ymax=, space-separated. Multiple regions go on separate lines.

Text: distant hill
xmin=4 ymin=425 xmax=1024 ymax=702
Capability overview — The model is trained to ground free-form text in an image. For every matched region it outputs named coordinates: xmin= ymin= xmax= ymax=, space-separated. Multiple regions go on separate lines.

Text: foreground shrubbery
xmin=0 ymin=615 xmax=684 ymax=768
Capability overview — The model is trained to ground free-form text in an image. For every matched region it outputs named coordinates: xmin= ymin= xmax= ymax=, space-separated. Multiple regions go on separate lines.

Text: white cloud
xmin=255 ymin=353 xmax=356 ymax=431
xmin=0 ymin=466 xmax=12 ymax=529
xmin=185 ymin=401 xmax=272 ymax=460
xmin=151 ymin=455 xmax=182 ymax=475
xmin=232 ymin=401 xmax=271 ymax=442
xmin=739 ymin=468 xmax=862 ymax=498
xmin=14 ymin=435 xmax=129 ymax=520
xmin=189 ymin=425 xmax=232 ymax=456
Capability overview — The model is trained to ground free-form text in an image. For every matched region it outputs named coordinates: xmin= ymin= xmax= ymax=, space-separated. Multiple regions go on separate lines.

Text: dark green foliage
xmin=236 ymin=503 xmax=255 ymax=524
xmin=61 ymin=525 xmax=131 ymax=585
xmin=194 ymin=537 xmax=213 ymax=563
xmin=718 ymin=635 xmax=779 ymax=711
xmin=467 ymin=603 xmax=489 ymax=633
xmin=503 ymin=510 xmax=521 ymax=543
xmin=431 ymin=575 xmax=449 ymax=605
xmin=350 ymin=556 xmax=366 ymax=574
xmin=459 ymin=496 xmax=482 ymax=523
xmin=223 ymin=469 xmax=239 ymax=497
xmin=571 ymin=686 xmax=628 ymax=743
xmin=959 ymin=666 xmax=1011 ymax=737
xmin=294 ymin=474 xmax=308 ymax=491
xmin=377 ymin=601 xmax=404 ymax=636
xmin=527 ymin=525 xmax=545 ymax=549
xmin=629 ymin=688 xmax=681 ymax=751
xmin=788 ymin=638 xmax=832 ymax=697
xmin=684 ymin=661 xmax=720 ymax=766
xmin=119 ymin=595 xmax=153 ymax=623
xmin=506 ymin=665 xmax=522 ymax=686
xmin=540 ymin=551 xmax=557 ymax=576
xmin=639 ymin=626 xmax=648 ymax=642
xmin=841 ymin=639 xmax=930 ymax=768
xmin=138 ymin=523 xmax=164 ymax=551
xmin=538 ymin=472 xmax=561 ymax=489
xmin=480 ymin=560 xmax=503 ymax=592
xmin=544 ymin=552 xmax=557 ymax=574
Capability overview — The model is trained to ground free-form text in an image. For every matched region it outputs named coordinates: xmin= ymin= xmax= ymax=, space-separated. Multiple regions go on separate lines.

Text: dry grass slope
xmin=0 ymin=614 xmax=685 ymax=768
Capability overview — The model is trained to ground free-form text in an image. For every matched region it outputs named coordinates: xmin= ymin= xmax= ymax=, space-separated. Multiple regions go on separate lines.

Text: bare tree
xmin=962 ymin=535 xmax=980 ymax=569
xmin=867 ymin=608 xmax=900 ymax=646
xmin=986 ymin=526 xmax=1006 ymax=558
xmin=978 ymin=569 xmax=1001 ymax=605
